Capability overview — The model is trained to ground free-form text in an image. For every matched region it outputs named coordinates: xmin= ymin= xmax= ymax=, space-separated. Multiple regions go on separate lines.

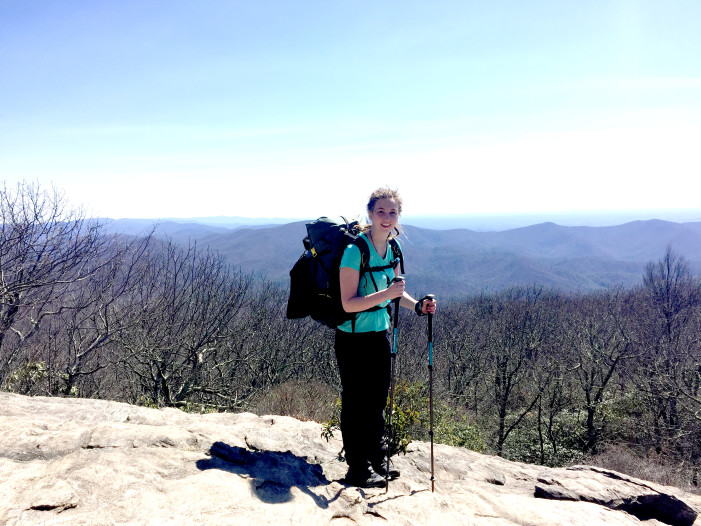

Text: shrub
xmin=500 ymin=410 xmax=586 ymax=467
xmin=433 ymin=402 xmax=486 ymax=452
xmin=5 ymin=361 xmax=48 ymax=394
xmin=321 ymin=381 xmax=422 ymax=457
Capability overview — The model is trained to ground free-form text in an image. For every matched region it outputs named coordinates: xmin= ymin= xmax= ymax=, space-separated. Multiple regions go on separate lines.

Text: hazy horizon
xmin=102 ymin=207 xmax=701 ymax=232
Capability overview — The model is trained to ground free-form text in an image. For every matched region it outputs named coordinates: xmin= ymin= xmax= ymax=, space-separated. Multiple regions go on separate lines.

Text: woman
xmin=336 ymin=187 xmax=437 ymax=488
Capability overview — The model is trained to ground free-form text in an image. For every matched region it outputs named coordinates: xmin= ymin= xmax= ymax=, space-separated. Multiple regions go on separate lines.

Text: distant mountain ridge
xmin=106 ymin=218 xmax=701 ymax=299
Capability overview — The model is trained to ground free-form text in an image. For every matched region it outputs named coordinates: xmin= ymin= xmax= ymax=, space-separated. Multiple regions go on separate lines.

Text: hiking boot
xmin=372 ymin=458 xmax=400 ymax=480
xmin=343 ymin=466 xmax=386 ymax=488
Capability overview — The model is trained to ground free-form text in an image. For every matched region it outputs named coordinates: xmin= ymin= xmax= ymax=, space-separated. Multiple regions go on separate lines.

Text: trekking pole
xmin=386 ymin=276 xmax=403 ymax=493
xmin=426 ymin=294 xmax=436 ymax=492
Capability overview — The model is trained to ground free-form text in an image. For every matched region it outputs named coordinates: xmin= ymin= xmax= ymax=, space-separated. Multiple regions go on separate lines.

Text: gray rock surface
xmin=1 ymin=392 xmax=699 ymax=525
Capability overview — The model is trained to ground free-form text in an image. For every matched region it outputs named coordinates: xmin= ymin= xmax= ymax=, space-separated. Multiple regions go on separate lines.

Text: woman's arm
xmin=339 ymin=267 xmax=405 ymax=313
xmin=399 ymin=292 xmax=417 ymax=310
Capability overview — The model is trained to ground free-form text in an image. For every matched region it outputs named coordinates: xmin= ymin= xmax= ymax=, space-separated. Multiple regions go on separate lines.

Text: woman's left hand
xmin=421 ymin=297 xmax=437 ymax=315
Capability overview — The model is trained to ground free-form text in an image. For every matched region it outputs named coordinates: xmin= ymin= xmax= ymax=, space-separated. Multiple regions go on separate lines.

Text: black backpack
xmin=286 ymin=216 xmax=404 ymax=329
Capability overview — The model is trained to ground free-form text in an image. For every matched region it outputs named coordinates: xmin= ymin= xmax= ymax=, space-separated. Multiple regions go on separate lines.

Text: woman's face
xmin=368 ymin=197 xmax=400 ymax=235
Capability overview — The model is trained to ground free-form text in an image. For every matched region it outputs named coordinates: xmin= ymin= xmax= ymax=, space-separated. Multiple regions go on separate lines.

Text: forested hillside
xmin=3 ymin=181 xmax=700 ymax=492
xmin=109 ymin=216 xmax=701 ymax=298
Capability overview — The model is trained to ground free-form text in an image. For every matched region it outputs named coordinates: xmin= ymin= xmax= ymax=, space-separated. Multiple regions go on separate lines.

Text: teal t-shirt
xmin=337 ymin=233 xmax=399 ymax=333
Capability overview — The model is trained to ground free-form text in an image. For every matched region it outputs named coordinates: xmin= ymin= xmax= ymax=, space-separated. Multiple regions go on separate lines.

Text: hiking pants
xmin=334 ymin=329 xmax=391 ymax=470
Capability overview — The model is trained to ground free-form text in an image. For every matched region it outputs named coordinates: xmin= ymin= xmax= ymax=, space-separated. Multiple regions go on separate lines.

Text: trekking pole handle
xmin=425 ymin=294 xmax=435 ymax=342
xmin=392 ymin=277 xmax=404 ymax=329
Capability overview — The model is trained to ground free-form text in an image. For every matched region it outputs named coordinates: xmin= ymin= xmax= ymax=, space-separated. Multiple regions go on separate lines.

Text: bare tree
xmin=0 ymin=181 xmax=129 ymax=386
xmin=482 ymin=287 xmax=553 ymax=457
xmin=565 ymin=289 xmax=635 ymax=453
xmin=634 ymin=246 xmax=701 ymax=453
xmin=439 ymin=298 xmax=489 ymax=415
xmin=114 ymin=239 xmax=250 ymax=408
xmin=45 ymin=233 xmax=154 ymax=397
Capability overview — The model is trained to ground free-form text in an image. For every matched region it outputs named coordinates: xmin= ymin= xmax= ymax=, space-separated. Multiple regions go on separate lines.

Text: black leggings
xmin=334 ymin=329 xmax=391 ymax=470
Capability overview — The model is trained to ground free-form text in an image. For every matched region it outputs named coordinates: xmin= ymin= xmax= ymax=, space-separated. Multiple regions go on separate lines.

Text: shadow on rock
xmin=197 ymin=441 xmax=339 ymax=508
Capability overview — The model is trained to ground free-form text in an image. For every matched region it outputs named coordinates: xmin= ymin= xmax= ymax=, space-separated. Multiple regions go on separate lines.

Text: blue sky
xmin=1 ymin=1 xmax=700 ymax=221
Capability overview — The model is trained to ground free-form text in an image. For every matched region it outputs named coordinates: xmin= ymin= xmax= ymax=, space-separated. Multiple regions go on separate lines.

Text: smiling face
xmin=368 ymin=197 xmax=400 ymax=236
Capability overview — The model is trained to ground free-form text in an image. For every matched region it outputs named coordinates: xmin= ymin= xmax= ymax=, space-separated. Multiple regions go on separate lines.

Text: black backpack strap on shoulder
xmin=348 ymin=234 xmax=404 ymax=332
xmin=355 ymin=236 xmax=403 ymax=275
xmin=353 ymin=234 xmax=371 ymax=272
xmin=389 ymin=238 xmax=404 ymax=274
xmin=354 ymin=235 xmax=391 ymax=292
xmin=348 ymin=235 xmax=369 ymax=333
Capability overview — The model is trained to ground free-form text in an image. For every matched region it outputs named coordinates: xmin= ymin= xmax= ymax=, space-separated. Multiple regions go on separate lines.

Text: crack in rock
xmin=28 ymin=502 xmax=78 ymax=513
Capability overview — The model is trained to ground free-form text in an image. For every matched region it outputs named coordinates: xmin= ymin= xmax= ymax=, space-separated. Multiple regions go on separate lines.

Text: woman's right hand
xmin=386 ymin=277 xmax=405 ymax=300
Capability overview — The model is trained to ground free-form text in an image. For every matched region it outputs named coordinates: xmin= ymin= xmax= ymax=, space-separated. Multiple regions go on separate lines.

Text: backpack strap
xmin=389 ymin=238 xmax=404 ymax=275
xmin=348 ymin=235 xmax=405 ymax=332
xmin=349 ymin=236 xmax=370 ymax=333
xmin=354 ymin=236 xmax=403 ymax=275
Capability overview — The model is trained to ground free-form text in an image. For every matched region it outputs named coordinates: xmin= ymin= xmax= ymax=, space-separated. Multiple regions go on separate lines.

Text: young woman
xmin=336 ymin=187 xmax=437 ymax=488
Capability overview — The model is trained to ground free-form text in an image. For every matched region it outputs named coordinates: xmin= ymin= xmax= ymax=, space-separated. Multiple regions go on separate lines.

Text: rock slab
xmin=1 ymin=392 xmax=699 ymax=525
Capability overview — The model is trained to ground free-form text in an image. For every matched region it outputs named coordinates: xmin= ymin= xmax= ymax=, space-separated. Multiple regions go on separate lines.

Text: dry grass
xmin=585 ymin=444 xmax=700 ymax=495
xmin=248 ymin=380 xmax=338 ymax=423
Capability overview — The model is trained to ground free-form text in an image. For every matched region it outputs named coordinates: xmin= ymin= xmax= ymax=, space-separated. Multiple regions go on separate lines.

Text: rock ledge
xmin=1 ymin=392 xmax=699 ymax=525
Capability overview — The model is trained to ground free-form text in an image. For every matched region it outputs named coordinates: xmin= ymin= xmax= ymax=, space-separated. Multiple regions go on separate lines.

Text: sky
xmin=1 ymin=1 xmax=700 ymax=223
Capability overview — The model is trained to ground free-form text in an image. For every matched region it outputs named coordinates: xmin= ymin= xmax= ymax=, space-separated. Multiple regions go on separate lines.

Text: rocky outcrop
xmin=1 ymin=392 xmax=699 ymax=525
xmin=536 ymin=466 xmax=699 ymax=526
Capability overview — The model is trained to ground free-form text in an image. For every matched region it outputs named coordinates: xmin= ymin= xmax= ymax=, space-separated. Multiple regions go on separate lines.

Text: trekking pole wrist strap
xmin=415 ymin=298 xmax=426 ymax=316
xmin=415 ymin=295 xmax=435 ymax=316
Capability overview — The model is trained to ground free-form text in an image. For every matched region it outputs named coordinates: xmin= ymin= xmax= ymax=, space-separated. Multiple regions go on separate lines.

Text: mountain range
xmin=105 ymin=218 xmax=701 ymax=299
